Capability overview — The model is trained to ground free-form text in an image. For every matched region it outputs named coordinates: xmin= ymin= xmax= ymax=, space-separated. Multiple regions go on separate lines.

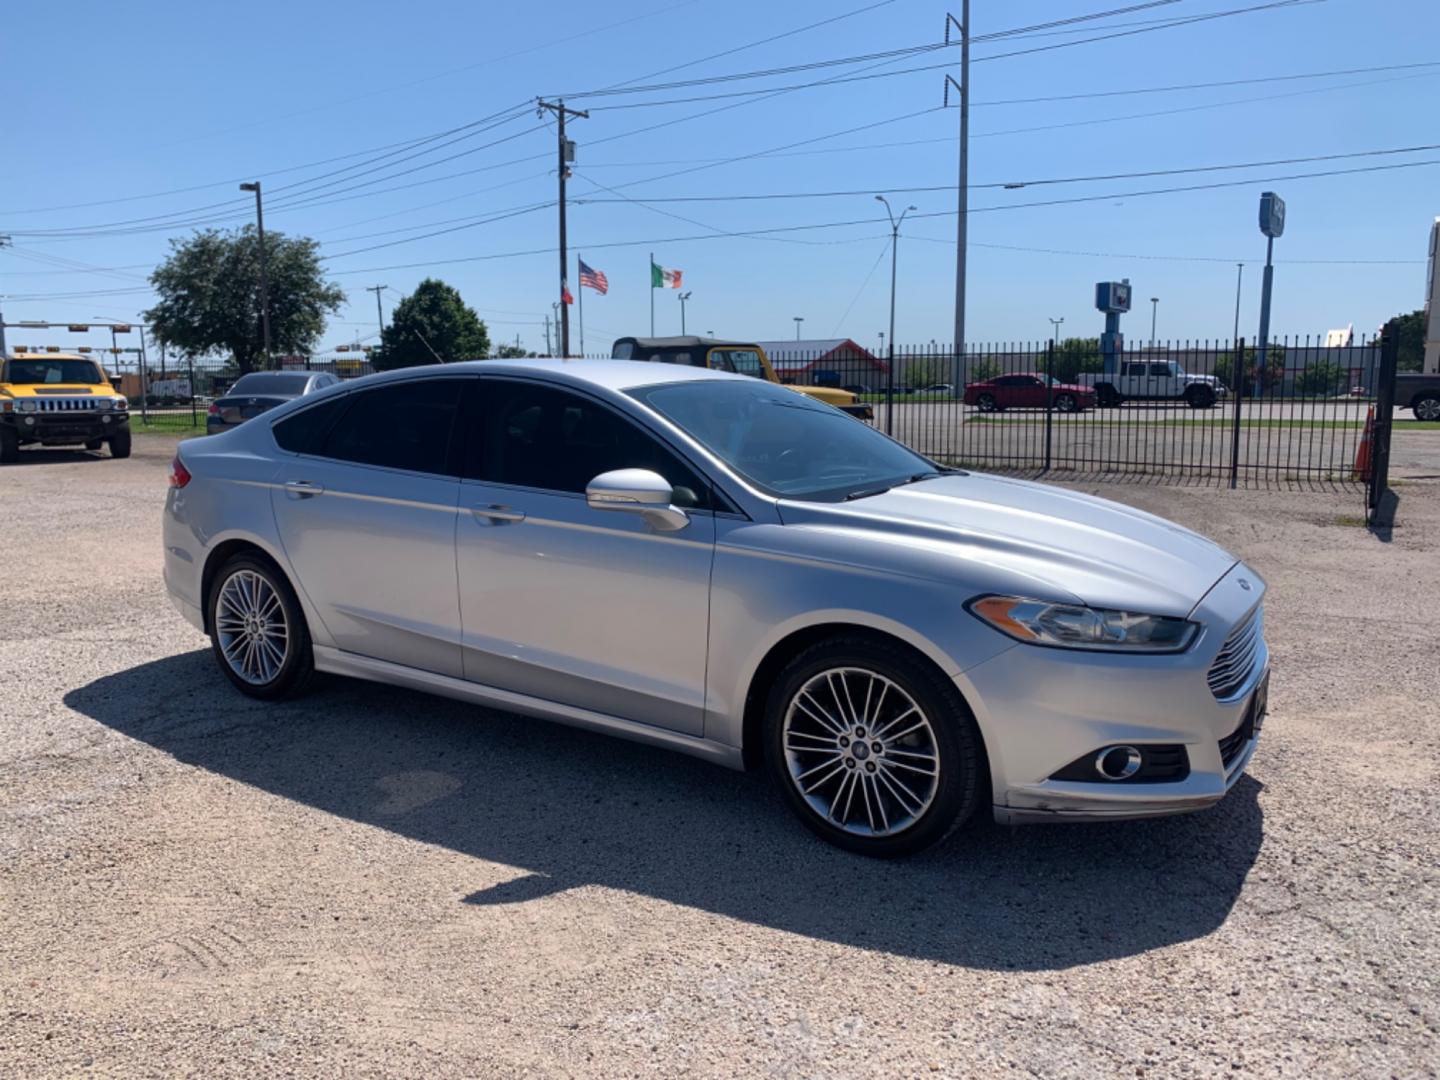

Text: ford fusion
xmin=164 ymin=360 xmax=1268 ymax=856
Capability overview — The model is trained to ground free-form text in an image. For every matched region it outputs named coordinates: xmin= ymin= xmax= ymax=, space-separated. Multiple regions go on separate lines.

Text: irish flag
xmin=651 ymin=261 xmax=683 ymax=289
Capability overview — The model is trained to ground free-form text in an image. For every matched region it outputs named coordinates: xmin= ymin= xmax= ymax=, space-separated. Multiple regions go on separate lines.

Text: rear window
xmin=231 ymin=373 xmax=312 ymax=395
xmin=272 ymin=395 xmax=349 ymax=454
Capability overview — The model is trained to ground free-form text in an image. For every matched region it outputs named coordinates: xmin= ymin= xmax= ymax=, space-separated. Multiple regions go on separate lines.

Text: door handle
xmin=473 ymin=504 xmax=525 ymax=524
xmin=284 ymin=480 xmax=325 ymax=498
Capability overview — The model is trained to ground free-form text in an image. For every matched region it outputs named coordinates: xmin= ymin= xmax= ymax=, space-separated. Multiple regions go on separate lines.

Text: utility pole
xmin=366 ymin=285 xmax=387 ymax=342
xmin=877 ymin=195 xmax=915 ymax=437
xmin=1150 ymin=297 xmax=1159 ymax=346
xmin=537 ymin=99 xmax=588 ymax=358
xmin=543 ymin=313 xmax=552 ymax=355
xmin=946 ymin=4 xmax=970 ymax=365
xmin=239 ymin=182 xmax=272 ymax=368
xmin=678 ymin=291 xmax=692 ymax=335
xmin=1232 ymin=263 xmax=1244 ymax=343
xmin=1049 ymin=317 xmax=1064 ymax=343
xmin=0 ymin=234 xmax=10 ymax=356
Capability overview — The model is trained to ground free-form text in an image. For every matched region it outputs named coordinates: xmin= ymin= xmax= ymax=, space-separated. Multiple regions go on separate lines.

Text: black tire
xmin=1054 ymin=392 xmax=1079 ymax=413
xmin=1185 ymin=385 xmax=1217 ymax=409
xmin=206 ymin=552 xmax=314 ymax=700
xmin=975 ymin=393 xmax=1000 ymax=413
xmin=1414 ymin=394 xmax=1440 ymax=423
xmin=0 ymin=427 xmax=18 ymax=464
xmin=1096 ymin=385 xmax=1120 ymax=408
xmin=108 ymin=428 xmax=132 ymax=458
xmin=85 ymin=438 xmax=104 ymax=451
xmin=763 ymin=635 xmax=986 ymax=857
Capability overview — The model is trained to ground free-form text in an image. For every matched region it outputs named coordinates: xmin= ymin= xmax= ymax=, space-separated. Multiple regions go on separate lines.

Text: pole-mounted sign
xmin=1254 ymin=191 xmax=1285 ymax=395
xmin=1095 ymin=279 xmax=1132 ymax=374
xmin=1259 ymin=191 xmax=1286 ymax=239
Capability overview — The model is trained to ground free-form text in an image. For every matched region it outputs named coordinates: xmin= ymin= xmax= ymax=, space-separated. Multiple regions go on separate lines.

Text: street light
xmin=1048 ymin=317 xmax=1064 ymax=344
xmin=793 ymin=316 xmax=804 ymax=341
xmin=239 ymin=181 xmax=272 ymax=367
xmin=1150 ymin=296 xmax=1159 ymax=347
xmin=678 ymin=291 xmax=693 ymax=335
xmin=875 ymin=194 xmax=916 ymax=436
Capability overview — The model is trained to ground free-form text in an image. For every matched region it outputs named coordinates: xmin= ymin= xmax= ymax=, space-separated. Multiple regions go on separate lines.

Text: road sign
xmin=1095 ymin=280 xmax=1132 ymax=314
xmin=1259 ymin=191 xmax=1286 ymax=238
xmin=67 ymin=324 xmax=90 ymax=333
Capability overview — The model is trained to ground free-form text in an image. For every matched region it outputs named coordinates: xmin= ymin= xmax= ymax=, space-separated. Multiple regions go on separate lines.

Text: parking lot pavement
xmin=2 ymin=435 xmax=1438 ymax=1078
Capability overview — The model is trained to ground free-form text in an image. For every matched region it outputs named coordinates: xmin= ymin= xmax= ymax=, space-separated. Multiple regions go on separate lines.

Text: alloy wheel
xmin=1055 ymin=393 xmax=1077 ymax=413
xmin=215 ymin=569 xmax=290 ymax=685
xmin=1416 ymin=396 xmax=1440 ymax=422
xmin=781 ymin=666 xmax=940 ymax=838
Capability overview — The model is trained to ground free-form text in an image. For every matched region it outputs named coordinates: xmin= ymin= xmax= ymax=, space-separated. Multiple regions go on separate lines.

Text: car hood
xmin=776 ymin=473 xmax=1237 ymax=617
xmin=1 ymin=384 xmax=109 ymax=397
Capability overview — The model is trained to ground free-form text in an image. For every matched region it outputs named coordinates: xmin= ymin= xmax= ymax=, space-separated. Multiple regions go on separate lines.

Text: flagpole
xmin=577 ymin=253 xmax=585 ymax=357
xmin=649 ymin=251 xmax=655 ymax=337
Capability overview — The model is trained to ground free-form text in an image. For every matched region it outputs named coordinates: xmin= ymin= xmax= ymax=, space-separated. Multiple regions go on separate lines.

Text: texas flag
xmin=650 ymin=261 xmax=683 ymax=289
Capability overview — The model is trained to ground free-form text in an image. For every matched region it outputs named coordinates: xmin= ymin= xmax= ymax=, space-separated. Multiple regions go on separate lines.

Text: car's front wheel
xmin=1054 ymin=392 xmax=1079 ymax=413
xmin=975 ymin=393 xmax=999 ymax=413
xmin=764 ymin=636 xmax=985 ymax=857
xmin=207 ymin=553 xmax=314 ymax=700
xmin=1414 ymin=394 xmax=1440 ymax=422
xmin=109 ymin=429 xmax=132 ymax=458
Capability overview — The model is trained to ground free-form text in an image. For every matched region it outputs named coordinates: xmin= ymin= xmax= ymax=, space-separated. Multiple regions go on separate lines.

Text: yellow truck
xmin=0 ymin=351 xmax=131 ymax=463
xmin=610 ymin=336 xmax=873 ymax=420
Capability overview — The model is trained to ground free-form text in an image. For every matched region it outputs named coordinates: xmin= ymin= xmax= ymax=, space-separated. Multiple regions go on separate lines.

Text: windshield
xmin=229 ymin=373 xmax=312 ymax=396
xmin=4 ymin=358 xmax=104 ymax=385
xmin=709 ymin=349 xmax=767 ymax=379
xmin=632 ymin=380 xmax=939 ymax=501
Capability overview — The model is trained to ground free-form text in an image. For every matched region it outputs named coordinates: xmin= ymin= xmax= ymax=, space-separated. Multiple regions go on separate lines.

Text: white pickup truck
xmin=1078 ymin=360 xmax=1227 ymax=409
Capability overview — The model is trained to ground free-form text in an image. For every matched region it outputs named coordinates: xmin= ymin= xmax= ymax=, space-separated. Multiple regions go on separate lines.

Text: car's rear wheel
xmin=208 ymin=553 xmax=313 ymax=700
xmin=109 ymin=429 xmax=132 ymax=458
xmin=1185 ymin=385 xmax=1217 ymax=409
xmin=1054 ymin=392 xmax=1079 ymax=413
xmin=764 ymin=636 xmax=985 ymax=857
xmin=1414 ymin=394 xmax=1440 ymax=422
xmin=975 ymin=393 xmax=999 ymax=413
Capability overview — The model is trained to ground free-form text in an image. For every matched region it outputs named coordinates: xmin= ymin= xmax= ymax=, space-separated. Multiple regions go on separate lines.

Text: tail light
xmin=169 ymin=454 xmax=192 ymax=489
xmin=207 ymin=403 xmax=220 ymax=416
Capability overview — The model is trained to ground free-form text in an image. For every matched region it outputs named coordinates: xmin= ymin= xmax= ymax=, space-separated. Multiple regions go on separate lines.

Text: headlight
xmin=114 ymin=395 xmax=128 ymax=411
xmin=967 ymin=595 xmax=1198 ymax=653
xmin=94 ymin=397 xmax=113 ymax=411
xmin=17 ymin=400 xmax=37 ymax=413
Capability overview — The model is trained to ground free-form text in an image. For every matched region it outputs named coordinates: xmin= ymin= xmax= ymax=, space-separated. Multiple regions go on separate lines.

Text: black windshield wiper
xmin=892 ymin=471 xmax=946 ymax=489
xmin=843 ymin=485 xmax=893 ymax=501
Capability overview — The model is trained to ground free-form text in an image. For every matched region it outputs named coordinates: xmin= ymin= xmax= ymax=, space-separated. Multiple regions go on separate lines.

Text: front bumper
xmin=957 ymin=562 xmax=1268 ymax=825
xmin=3 ymin=410 xmax=129 ymax=443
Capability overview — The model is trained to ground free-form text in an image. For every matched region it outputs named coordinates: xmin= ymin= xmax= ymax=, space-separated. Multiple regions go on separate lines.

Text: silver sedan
xmin=163 ymin=360 xmax=1268 ymax=856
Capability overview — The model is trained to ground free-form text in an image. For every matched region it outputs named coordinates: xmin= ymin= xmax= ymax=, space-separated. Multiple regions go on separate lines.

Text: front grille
xmin=34 ymin=397 xmax=100 ymax=413
xmin=1207 ymin=606 xmax=1262 ymax=700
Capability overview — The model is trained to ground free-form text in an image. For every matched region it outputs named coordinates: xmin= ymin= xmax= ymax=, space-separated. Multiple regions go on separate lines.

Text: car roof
xmin=344 ymin=358 xmax=747 ymax=393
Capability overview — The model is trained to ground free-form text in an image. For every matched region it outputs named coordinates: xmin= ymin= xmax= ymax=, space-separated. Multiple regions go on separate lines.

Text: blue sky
xmin=5 ymin=0 xmax=1438 ymax=355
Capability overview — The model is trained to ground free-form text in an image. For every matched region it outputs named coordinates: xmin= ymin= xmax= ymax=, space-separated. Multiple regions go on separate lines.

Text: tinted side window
xmin=1125 ymin=363 xmax=1147 ymax=377
xmin=469 ymin=381 xmax=710 ymax=508
xmin=995 ymin=375 xmax=1027 ymax=386
xmin=272 ymin=395 xmax=349 ymax=454
xmin=318 ymin=379 xmax=466 ymax=474
xmin=1150 ymin=364 xmax=1172 ymax=377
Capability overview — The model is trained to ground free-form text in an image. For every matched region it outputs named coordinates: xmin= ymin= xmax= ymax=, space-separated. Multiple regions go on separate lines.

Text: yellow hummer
xmin=0 ymin=351 xmax=131 ymax=463
xmin=610 ymin=337 xmax=874 ymax=420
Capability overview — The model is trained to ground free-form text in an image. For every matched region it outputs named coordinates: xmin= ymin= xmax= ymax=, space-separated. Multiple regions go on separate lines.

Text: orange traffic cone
xmin=1353 ymin=406 xmax=1374 ymax=481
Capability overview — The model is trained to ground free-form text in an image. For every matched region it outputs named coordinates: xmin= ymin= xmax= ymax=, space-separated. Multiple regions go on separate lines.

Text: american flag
xmin=578 ymin=259 xmax=608 ymax=295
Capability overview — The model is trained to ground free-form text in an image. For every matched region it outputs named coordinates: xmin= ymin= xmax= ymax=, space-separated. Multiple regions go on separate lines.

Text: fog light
xmin=24 ymin=416 xmax=35 ymax=426
xmin=102 ymin=415 xmax=113 ymax=424
xmin=1094 ymin=745 xmax=1143 ymax=780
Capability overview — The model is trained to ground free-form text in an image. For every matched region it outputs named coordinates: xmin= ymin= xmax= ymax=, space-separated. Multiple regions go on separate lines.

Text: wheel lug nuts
xmin=865 ymin=762 xmax=877 ymax=773
xmin=872 ymin=741 xmax=883 ymax=753
xmin=855 ymin=727 xmax=866 ymax=738
xmin=839 ymin=737 xmax=849 ymax=747
xmin=845 ymin=758 xmax=857 ymax=769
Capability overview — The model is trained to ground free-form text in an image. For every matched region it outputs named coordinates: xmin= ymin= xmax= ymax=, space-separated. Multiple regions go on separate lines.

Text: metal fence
xmin=766 ymin=335 xmax=1392 ymax=487
xmin=126 ymin=337 xmax=1398 ymax=492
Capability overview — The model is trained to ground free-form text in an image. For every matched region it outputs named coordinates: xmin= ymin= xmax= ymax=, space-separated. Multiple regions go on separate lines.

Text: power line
xmin=574 ymin=143 xmax=1440 ymax=204
xmin=320 ymin=155 xmax=1440 ymax=275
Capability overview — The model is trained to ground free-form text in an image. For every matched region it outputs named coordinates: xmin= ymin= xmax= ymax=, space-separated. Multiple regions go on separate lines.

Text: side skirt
xmin=312 ymin=645 xmax=745 ymax=770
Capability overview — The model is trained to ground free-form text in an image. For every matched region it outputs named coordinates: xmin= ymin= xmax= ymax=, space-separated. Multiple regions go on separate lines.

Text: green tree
xmin=374 ymin=278 xmax=490 ymax=370
xmin=1295 ymin=359 xmax=1346 ymax=397
xmin=146 ymin=226 xmax=344 ymax=375
xmin=1385 ymin=310 xmax=1426 ymax=372
xmin=1243 ymin=345 xmax=1287 ymax=394
xmin=967 ymin=358 xmax=1003 ymax=384
xmin=493 ymin=343 xmax=530 ymax=359
xmin=905 ymin=356 xmax=950 ymax=388
xmin=1049 ymin=338 xmax=1103 ymax=382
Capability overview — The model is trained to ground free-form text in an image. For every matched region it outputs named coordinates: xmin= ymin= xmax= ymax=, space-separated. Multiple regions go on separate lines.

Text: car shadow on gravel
xmin=68 ymin=651 xmax=1264 ymax=972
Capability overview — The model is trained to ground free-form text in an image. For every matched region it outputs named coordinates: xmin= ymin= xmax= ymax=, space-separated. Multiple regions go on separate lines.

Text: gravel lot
xmin=2 ymin=435 xmax=1437 ymax=1078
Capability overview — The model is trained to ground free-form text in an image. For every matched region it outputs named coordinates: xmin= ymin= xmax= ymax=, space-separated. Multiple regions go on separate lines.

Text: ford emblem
xmin=1238 ymin=578 xmax=1252 ymax=591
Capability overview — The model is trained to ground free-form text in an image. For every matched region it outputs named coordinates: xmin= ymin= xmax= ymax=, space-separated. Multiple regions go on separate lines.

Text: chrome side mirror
xmin=585 ymin=468 xmax=690 ymax=532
